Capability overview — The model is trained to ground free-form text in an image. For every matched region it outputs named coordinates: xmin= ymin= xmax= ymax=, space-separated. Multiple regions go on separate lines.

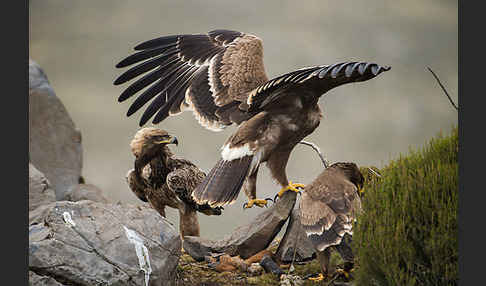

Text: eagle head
xmin=331 ymin=162 xmax=365 ymax=195
xmin=130 ymin=127 xmax=178 ymax=158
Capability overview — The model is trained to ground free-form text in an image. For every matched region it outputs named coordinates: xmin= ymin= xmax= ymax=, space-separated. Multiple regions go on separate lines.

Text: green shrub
xmin=354 ymin=127 xmax=458 ymax=286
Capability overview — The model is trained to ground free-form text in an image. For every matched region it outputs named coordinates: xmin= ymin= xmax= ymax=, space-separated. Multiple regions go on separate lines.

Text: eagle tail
xmin=192 ymin=155 xmax=253 ymax=207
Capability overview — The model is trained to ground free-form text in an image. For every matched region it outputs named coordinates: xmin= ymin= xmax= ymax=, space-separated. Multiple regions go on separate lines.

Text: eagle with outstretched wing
xmin=114 ymin=29 xmax=389 ymax=209
xmin=300 ymin=162 xmax=364 ymax=280
xmin=126 ymin=127 xmax=221 ymax=238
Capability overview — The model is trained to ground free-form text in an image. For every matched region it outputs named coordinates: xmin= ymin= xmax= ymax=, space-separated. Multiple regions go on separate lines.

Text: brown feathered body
xmin=300 ymin=162 xmax=364 ymax=275
xmin=126 ymin=128 xmax=220 ymax=238
xmin=115 ymin=29 xmax=390 ymax=208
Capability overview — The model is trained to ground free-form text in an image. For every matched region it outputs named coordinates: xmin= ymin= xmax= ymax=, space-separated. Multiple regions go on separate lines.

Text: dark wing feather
xmin=182 ymin=66 xmax=224 ymax=129
xmin=116 ymin=44 xmax=177 ymax=68
xmin=246 ymin=62 xmax=390 ymax=112
xmin=114 ymin=29 xmax=269 ymax=128
xmin=114 ymin=48 xmax=179 ymax=85
xmin=126 ymin=61 xmax=187 ymax=116
xmin=126 ymin=169 xmax=148 ymax=202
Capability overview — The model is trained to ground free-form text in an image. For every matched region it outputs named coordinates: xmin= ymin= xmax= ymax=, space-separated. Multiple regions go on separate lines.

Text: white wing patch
xmin=221 ymin=143 xmax=254 ymax=161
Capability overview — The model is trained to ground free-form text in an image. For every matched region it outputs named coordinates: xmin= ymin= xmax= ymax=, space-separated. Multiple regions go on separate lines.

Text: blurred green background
xmin=29 ymin=0 xmax=457 ymax=239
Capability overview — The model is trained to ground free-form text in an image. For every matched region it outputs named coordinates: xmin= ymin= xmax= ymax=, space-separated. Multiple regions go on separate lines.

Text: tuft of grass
xmin=353 ymin=126 xmax=458 ymax=285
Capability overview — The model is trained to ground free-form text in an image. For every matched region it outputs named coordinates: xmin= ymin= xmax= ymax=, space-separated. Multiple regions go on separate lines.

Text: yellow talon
xmin=277 ymin=181 xmax=305 ymax=198
xmin=358 ymin=186 xmax=365 ymax=196
xmin=308 ymin=273 xmax=325 ymax=282
xmin=243 ymin=199 xmax=269 ymax=209
xmin=336 ymin=268 xmax=350 ymax=279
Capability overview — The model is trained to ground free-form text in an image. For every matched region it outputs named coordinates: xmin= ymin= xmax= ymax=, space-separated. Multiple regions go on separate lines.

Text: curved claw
xmin=307 ymin=273 xmax=325 ymax=282
xmin=243 ymin=198 xmax=270 ymax=209
xmin=273 ymin=194 xmax=280 ymax=203
xmin=335 ymin=268 xmax=351 ymax=280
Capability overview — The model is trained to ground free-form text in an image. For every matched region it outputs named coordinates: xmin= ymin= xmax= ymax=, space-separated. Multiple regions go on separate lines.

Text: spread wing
xmin=114 ymin=29 xmax=268 ymax=130
xmin=300 ymin=170 xmax=361 ymax=251
xmin=244 ymin=62 xmax=390 ymax=112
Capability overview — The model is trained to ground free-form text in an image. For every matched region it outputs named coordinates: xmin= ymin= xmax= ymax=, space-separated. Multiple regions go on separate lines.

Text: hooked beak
xmin=155 ymin=135 xmax=179 ymax=146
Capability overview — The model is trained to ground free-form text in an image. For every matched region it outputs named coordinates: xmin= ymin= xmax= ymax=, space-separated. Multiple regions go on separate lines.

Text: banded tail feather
xmin=192 ymin=155 xmax=253 ymax=207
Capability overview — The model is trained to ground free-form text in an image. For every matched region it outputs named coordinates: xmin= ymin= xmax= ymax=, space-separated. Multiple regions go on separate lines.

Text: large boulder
xmin=29 ymin=271 xmax=65 ymax=286
xmin=29 ymin=200 xmax=181 ymax=286
xmin=276 ymin=208 xmax=316 ymax=263
xmin=29 ymin=163 xmax=56 ymax=211
xmin=183 ymin=191 xmax=297 ymax=260
xmin=29 ymin=59 xmax=83 ymax=200
xmin=63 ymin=183 xmax=109 ymax=203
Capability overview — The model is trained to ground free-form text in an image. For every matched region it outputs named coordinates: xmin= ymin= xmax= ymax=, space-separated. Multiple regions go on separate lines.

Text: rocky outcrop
xmin=29 ymin=163 xmax=56 ymax=211
xmin=29 ymin=200 xmax=181 ymax=286
xmin=29 ymin=271 xmax=65 ymax=286
xmin=276 ymin=208 xmax=316 ymax=263
xmin=63 ymin=183 xmax=109 ymax=203
xmin=29 ymin=59 xmax=83 ymax=200
xmin=183 ymin=191 xmax=297 ymax=260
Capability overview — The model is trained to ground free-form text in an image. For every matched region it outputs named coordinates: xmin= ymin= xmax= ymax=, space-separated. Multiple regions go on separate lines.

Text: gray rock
xmin=182 ymin=236 xmax=216 ymax=262
xmin=29 ymin=271 xmax=66 ymax=286
xmin=276 ymin=208 xmax=316 ymax=263
xmin=64 ymin=183 xmax=109 ymax=203
xmin=29 ymin=59 xmax=83 ymax=200
xmin=29 ymin=200 xmax=181 ymax=286
xmin=29 ymin=163 xmax=56 ymax=211
xmin=260 ymin=254 xmax=285 ymax=277
xmin=183 ymin=191 xmax=297 ymax=260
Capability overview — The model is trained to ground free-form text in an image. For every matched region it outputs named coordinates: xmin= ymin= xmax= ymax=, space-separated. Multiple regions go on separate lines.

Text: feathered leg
xmin=178 ymin=204 xmax=200 ymax=238
xmin=267 ymin=149 xmax=305 ymax=200
xmin=242 ymin=166 xmax=272 ymax=209
xmin=309 ymin=248 xmax=331 ymax=282
xmin=334 ymin=234 xmax=354 ymax=263
xmin=333 ymin=234 xmax=355 ymax=279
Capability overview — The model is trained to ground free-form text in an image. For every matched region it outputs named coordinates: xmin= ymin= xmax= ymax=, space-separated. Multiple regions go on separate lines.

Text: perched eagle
xmin=114 ymin=29 xmax=390 ymax=209
xmin=300 ymin=162 xmax=364 ymax=280
xmin=126 ymin=127 xmax=221 ymax=238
